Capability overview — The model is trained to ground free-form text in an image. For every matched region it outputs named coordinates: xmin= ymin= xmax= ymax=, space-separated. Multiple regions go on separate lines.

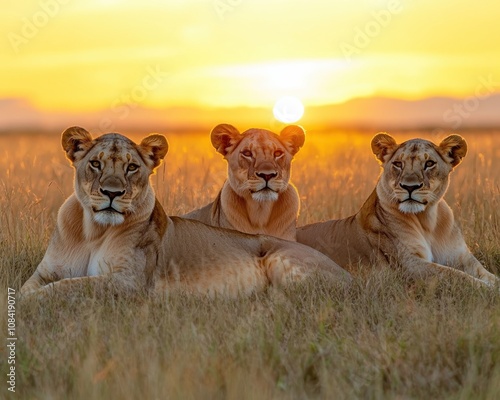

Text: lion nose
xmin=100 ymin=188 xmax=125 ymax=201
xmin=256 ymin=172 xmax=277 ymax=182
xmin=400 ymin=183 xmax=423 ymax=195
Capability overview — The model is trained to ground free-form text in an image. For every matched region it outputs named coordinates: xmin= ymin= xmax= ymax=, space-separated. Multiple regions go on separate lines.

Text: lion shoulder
xmin=182 ymin=191 xmax=222 ymax=226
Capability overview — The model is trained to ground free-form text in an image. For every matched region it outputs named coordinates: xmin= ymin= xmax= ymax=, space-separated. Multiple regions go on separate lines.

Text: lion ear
xmin=139 ymin=134 xmax=169 ymax=169
xmin=280 ymin=125 xmax=305 ymax=155
xmin=371 ymin=133 xmax=398 ymax=163
xmin=438 ymin=135 xmax=467 ymax=167
xmin=61 ymin=126 xmax=93 ymax=163
xmin=210 ymin=124 xmax=241 ymax=156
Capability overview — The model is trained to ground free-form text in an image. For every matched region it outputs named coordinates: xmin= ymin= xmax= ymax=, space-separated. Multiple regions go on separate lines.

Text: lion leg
xmin=20 ymin=259 xmax=61 ymax=296
xmin=404 ymin=258 xmax=493 ymax=288
xmin=262 ymin=253 xmax=309 ymax=286
xmin=22 ymin=273 xmax=141 ymax=300
xmin=20 ymin=271 xmax=47 ymax=295
xmin=261 ymin=240 xmax=352 ymax=286
xmin=460 ymin=253 xmax=499 ymax=286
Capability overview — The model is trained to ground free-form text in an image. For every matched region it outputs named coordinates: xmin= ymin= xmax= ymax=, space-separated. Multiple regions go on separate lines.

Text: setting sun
xmin=273 ymin=96 xmax=305 ymax=123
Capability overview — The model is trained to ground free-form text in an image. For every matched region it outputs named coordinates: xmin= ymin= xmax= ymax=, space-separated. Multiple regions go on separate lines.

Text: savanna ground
xmin=1 ymin=129 xmax=500 ymax=399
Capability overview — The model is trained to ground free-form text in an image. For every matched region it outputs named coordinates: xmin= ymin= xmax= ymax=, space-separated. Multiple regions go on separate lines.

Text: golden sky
xmin=1 ymin=0 xmax=500 ymax=113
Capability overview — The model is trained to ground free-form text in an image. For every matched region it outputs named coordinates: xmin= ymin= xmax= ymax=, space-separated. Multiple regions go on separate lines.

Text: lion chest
xmin=428 ymin=235 xmax=465 ymax=266
xmin=413 ymin=227 xmax=463 ymax=266
xmin=85 ymin=234 xmax=146 ymax=276
xmin=86 ymin=237 xmax=118 ymax=276
xmin=418 ymin=223 xmax=462 ymax=266
xmin=87 ymin=247 xmax=112 ymax=276
xmin=419 ymin=239 xmax=434 ymax=262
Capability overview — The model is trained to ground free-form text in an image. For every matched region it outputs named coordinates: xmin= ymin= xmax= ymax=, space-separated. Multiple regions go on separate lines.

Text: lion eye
xmin=392 ymin=161 xmax=403 ymax=169
xmin=241 ymin=150 xmax=252 ymax=158
xmin=274 ymin=150 xmax=284 ymax=158
xmin=425 ymin=160 xmax=436 ymax=169
xmin=90 ymin=160 xmax=101 ymax=169
xmin=127 ymin=164 xmax=139 ymax=172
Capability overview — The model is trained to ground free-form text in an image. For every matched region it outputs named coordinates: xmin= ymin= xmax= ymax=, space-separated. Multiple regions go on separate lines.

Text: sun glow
xmin=273 ymin=96 xmax=304 ymax=123
xmin=1 ymin=0 xmax=499 ymax=131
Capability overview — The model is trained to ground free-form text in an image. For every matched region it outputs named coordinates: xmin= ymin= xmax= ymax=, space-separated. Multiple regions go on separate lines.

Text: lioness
xmin=297 ymin=133 xmax=498 ymax=287
xmin=21 ymin=127 xmax=350 ymax=298
xmin=183 ymin=124 xmax=305 ymax=241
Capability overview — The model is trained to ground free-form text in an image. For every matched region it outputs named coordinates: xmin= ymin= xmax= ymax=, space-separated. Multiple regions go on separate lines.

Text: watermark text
xmin=213 ymin=0 xmax=244 ymax=21
xmin=6 ymin=288 xmax=17 ymax=393
xmin=340 ymin=0 xmax=403 ymax=62
xmin=99 ymin=65 xmax=168 ymax=133
xmin=8 ymin=0 xmax=71 ymax=54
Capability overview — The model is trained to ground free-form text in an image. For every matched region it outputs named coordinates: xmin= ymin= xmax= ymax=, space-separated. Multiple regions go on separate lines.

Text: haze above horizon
xmin=1 ymin=0 xmax=499 ymax=131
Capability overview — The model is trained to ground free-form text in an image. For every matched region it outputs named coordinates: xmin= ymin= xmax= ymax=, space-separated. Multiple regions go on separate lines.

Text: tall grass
xmin=1 ymin=129 xmax=499 ymax=399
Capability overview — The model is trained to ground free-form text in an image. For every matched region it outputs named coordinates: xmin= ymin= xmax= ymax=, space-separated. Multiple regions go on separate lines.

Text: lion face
xmin=371 ymin=133 xmax=467 ymax=214
xmin=210 ymin=124 xmax=305 ymax=202
xmin=61 ymin=126 xmax=168 ymax=226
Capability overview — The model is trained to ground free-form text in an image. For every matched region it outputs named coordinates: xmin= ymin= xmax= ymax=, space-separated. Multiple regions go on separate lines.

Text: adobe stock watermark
xmin=7 ymin=0 xmax=71 ymax=54
xmin=432 ymin=74 xmax=499 ymax=138
xmin=340 ymin=0 xmax=403 ymax=62
xmin=99 ymin=65 xmax=168 ymax=133
xmin=444 ymin=74 xmax=499 ymax=129
xmin=6 ymin=288 xmax=17 ymax=393
xmin=213 ymin=0 xmax=244 ymax=21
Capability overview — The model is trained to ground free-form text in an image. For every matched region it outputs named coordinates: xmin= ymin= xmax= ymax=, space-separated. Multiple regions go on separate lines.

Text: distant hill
xmin=1 ymin=94 xmax=499 ymax=134
xmin=307 ymin=95 xmax=500 ymax=130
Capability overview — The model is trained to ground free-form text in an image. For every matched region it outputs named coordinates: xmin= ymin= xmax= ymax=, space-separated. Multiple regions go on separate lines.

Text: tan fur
xmin=183 ymin=124 xmax=305 ymax=241
xmin=297 ymin=133 xmax=498 ymax=288
xmin=21 ymin=127 xmax=350 ymax=299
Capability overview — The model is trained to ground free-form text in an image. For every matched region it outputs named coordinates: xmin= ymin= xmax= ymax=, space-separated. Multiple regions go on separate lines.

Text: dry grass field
xmin=1 ymin=129 xmax=500 ymax=399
